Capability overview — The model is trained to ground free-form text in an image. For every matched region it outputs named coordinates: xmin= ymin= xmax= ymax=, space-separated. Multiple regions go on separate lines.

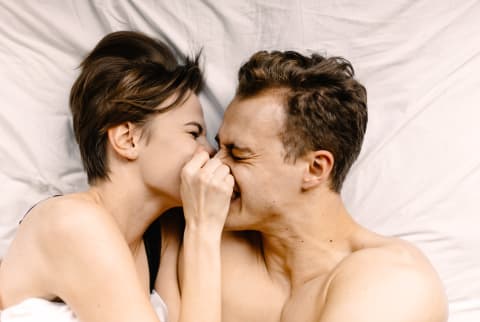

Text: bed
xmin=1 ymin=1 xmax=479 ymax=321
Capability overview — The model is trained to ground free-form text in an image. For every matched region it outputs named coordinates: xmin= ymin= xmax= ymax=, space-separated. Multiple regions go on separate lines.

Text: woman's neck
xmin=86 ymin=177 xmax=175 ymax=248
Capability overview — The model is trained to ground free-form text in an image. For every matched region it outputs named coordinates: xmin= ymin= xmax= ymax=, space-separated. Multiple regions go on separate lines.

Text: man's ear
xmin=107 ymin=122 xmax=141 ymax=161
xmin=301 ymin=150 xmax=334 ymax=190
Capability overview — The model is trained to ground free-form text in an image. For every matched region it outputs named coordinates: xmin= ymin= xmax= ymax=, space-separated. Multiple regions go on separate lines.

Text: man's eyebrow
xmin=216 ymin=134 xmax=252 ymax=152
xmin=184 ymin=121 xmax=204 ymax=134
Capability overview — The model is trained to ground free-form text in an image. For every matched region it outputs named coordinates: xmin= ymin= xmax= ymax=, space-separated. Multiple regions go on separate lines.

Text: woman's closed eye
xmin=188 ymin=130 xmax=200 ymax=139
xmin=185 ymin=122 xmax=204 ymax=139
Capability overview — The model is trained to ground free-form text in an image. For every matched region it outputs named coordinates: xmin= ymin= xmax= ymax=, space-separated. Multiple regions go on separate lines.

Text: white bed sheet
xmin=0 ymin=290 xmax=167 ymax=322
xmin=1 ymin=1 xmax=479 ymax=321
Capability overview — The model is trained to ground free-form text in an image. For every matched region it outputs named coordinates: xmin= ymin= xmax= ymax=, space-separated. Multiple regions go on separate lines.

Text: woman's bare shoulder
xmin=28 ymin=193 xmax=106 ymax=219
xmin=0 ymin=193 xmax=124 ymax=307
xmin=17 ymin=192 xmax=125 ymax=270
xmin=23 ymin=193 xmax=113 ymax=239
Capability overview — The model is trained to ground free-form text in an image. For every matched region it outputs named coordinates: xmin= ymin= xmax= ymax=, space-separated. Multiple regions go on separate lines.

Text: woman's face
xmin=136 ymin=92 xmax=213 ymax=205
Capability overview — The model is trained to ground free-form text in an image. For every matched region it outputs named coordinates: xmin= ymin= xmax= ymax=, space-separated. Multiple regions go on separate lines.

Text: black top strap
xmin=143 ymin=217 xmax=162 ymax=293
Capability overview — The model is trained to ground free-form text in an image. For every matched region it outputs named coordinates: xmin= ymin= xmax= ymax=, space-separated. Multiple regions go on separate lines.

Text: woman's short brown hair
xmin=70 ymin=31 xmax=202 ymax=184
xmin=236 ymin=50 xmax=367 ymax=192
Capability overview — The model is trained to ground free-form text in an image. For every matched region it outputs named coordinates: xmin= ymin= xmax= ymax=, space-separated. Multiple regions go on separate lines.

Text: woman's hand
xmin=180 ymin=149 xmax=234 ymax=234
xmin=178 ymin=150 xmax=234 ymax=322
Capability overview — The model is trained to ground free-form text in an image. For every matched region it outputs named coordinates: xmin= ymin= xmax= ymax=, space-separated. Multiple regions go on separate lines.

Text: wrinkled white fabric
xmin=0 ymin=291 xmax=168 ymax=322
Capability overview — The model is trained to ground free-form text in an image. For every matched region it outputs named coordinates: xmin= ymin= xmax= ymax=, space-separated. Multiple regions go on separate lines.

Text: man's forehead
xmin=221 ymin=94 xmax=284 ymax=135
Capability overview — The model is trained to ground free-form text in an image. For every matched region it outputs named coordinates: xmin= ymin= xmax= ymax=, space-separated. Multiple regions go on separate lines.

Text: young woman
xmin=0 ymin=31 xmax=233 ymax=322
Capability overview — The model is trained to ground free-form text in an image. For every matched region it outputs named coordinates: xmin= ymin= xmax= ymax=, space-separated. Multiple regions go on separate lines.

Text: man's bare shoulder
xmin=321 ymin=238 xmax=448 ymax=322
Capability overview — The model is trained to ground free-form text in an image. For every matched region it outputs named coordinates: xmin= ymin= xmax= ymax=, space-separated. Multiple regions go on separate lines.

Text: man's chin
xmin=227 ymin=197 xmax=240 ymax=214
xmin=224 ymin=206 xmax=242 ymax=229
xmin=224 ymin=206 xmax=255 ymax=231
xmin=223 ymin=221 xmax=250 ymax=231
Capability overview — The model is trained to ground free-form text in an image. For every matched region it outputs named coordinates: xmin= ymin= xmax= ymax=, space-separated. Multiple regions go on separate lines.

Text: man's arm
xmin=319 ymin=246 xmax=448 ymax=322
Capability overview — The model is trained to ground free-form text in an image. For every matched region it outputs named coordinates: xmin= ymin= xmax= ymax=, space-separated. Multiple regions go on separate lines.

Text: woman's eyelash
xmin=189 ymin=131 xmax=200 ymax=138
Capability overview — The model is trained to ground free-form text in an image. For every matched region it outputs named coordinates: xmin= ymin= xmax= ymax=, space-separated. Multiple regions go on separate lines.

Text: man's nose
xmin=214 ymin=148 xmax=229 ymax=164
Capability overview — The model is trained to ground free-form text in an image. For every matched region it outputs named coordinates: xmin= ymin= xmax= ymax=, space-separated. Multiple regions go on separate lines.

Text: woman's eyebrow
xmin=184 ymin=121 xmax=204 ymax=134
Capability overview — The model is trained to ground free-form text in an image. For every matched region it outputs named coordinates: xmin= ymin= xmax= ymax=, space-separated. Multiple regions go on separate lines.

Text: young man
xmin=211 ymin=50 xmax=448 ymax=322
xmin=163 ymin=50 xmax=447 ymax=322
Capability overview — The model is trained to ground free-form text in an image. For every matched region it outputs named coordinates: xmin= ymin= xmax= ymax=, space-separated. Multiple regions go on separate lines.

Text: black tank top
xmin=143 ymin=217 xmax=162 ymax=293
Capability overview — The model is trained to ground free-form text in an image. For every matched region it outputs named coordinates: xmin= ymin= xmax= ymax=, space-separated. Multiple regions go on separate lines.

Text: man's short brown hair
xmin=236 ymin=50 xmax=367 ymax=192
xmin=70 ymin=31 xmax=202 ymax=184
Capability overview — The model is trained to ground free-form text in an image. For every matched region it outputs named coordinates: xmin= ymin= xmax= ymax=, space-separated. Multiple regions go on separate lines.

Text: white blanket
xmin=0 ymin=291 xmax=168 ymax=322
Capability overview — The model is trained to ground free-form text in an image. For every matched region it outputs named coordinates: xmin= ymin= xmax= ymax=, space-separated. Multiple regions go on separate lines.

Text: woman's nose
xmin=201 ymin=139 xmax=216 ymax=157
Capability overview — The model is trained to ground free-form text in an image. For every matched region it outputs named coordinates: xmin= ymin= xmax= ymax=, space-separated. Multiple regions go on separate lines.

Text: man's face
xmin=217 ymin=93 xmax=305 ymax=230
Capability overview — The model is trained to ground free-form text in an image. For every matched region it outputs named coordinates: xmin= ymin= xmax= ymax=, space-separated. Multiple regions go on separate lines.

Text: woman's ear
xmin=301 ymin=150 xmax=334 ymax=190
xmin=107 ymin=122 xmax=141 ymax=161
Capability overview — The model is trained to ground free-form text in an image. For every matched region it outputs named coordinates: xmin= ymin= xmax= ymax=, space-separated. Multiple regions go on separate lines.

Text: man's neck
xmin=258 ymin=192 xmax=360 ymax=290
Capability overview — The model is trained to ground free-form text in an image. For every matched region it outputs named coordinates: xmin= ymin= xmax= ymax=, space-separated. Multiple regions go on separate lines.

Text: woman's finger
xmin=182 ymin=150 xmax=210 ymax=177
xmin=211 ymin=163 xmax=231 ymax=181
xmin=200 ymin=157 xmax=223 ymax=175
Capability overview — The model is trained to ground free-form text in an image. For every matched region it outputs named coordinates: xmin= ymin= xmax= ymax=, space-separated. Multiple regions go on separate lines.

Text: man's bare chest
xmin=221 ymin=264 xmax=287 ymax=322
xmin=222 ymin=276 xmax=329 ymax=322
xmin=280 ymin=278 xmax=329 ymax=322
